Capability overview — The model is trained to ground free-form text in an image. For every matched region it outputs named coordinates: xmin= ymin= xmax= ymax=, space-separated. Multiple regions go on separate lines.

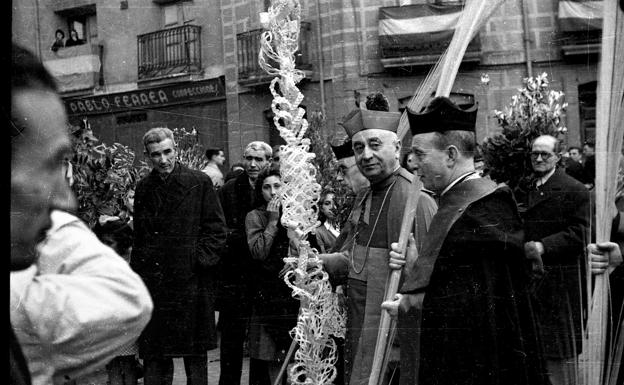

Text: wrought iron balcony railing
xmin=237 ymin=21 xmax=312 ymax=86
xmin=137 ymin=24 xmax=202 ymax=81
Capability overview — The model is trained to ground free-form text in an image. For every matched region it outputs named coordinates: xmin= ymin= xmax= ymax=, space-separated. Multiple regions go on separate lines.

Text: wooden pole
xmin=367 ymin=177 xmax=423 ymax=385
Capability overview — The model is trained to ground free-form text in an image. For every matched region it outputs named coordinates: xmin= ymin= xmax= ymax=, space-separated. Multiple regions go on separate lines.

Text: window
xmin=164 ymin=5 xmax=178 ymax=26
xmin=57 ymin=5 xmax=97 ymax=46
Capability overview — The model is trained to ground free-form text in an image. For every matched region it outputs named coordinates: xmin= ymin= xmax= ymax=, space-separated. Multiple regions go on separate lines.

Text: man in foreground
xmin=131 ymin=127 xmax=227 ymax=385
xmin=10 ymin=43 xmax=153 ymax=385
xmin=383 ymin=96 xmax=546 ymax=385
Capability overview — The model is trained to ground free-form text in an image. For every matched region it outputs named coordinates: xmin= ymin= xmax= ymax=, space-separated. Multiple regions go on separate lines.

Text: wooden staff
xmin=368 ymin=2 xmax=508 ymax=383
xmin=368 ymin=177 xmax=423 ymax=385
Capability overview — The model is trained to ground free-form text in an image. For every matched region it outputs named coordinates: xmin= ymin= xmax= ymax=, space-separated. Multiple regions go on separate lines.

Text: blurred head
xmin=531 ymin=135 xmax=561 ymax=177
xmin=11 ymin=43 xmax=77 ymax=271
xmin=205 ymin=147 xmax=225 ymax=166
xmin=230 ymin=162 xmax=244 ymax=172
xmin=143 ymin=127 xmax=177 ymax=174
xmin=352 ymin=129 xmax=401 ymax=184
xmin=583 ymin=141 xmax=595 ymax=157
xmin=255 ymin=167 xmax=282 ymax=204
xmin=318 ymin=191 xmax=336 ymax=223
xmin=336 ymin=156 xmax=369 ymax=193
xmin=272 ymin=145 xmax=282 ymax=168
xmin=402 ymin=152 xmax=417 ymax=173
xmin=55 ymin=29 xmax=65 ymax=40
xmin=568 ymin=146 xmax=582 ymax=162
xmin=243 ymin=141 xmax=272 ymax=182
xmin=411 ymin=130 xmax=476 ymax=194
xmin=70 ymin=29 xmax=78 ymax=40
xmin=93 ymin=219 xmax=133 ymax=256
xmin=124 ymin=189 xmax=135 ymax=214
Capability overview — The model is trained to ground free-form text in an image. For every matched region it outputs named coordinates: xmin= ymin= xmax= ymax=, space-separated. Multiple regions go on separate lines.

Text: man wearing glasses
xmin=523 ymin=135 xmax=590 ymax=385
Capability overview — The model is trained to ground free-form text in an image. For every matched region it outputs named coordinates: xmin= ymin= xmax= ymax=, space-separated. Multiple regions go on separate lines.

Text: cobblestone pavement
xmin=75 ymin=347 xmax=250 ymax=385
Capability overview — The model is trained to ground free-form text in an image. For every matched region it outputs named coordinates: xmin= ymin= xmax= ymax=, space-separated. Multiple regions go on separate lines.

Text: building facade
xmin=12 ymin=0 xmax=601 ymax=163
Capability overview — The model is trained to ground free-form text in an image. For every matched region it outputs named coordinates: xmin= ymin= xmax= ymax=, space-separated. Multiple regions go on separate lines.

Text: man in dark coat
xmin=383 ymin=96 xmax=547 ymax=385
xmin=564 ymin=146 xmax=585 ymax=183
xmin=523 ymin=134 xmax=590 ymax=385
xmin=217 ymin=141 xmax=272 ymax=385
xmin=132 ymin=127 xmax=227 ymax=385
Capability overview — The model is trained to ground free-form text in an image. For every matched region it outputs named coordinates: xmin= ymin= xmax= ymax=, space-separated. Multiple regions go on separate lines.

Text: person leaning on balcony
xmin=51 ymin=29 xmax=65 ymax=52
xmin=65 ymin=29 xmax=84 ymax=47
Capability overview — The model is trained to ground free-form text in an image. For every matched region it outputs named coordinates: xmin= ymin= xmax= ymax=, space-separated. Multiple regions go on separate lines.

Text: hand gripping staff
xmin=368 ymin=1 xmax=507 ymax=384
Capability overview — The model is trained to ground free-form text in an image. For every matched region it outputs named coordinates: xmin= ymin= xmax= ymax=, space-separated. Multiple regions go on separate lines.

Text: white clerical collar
xmin=440 ymin=171 xmax=480 ymax=197
xmin=536 ymin=167 xmax=556 ymax=187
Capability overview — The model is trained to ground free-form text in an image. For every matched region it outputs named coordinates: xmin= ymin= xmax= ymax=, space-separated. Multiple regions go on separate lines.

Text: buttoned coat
xmin=131 ymin=163 xmax=227 ymax=358
xmin=523 ymin=167 xmax=590 ymax=359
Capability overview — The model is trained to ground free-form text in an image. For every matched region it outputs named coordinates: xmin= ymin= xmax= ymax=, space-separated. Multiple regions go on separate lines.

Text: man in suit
xmin=131 ymin=127 xmax=227 ymax=385
xmin=564 ymin=146 xmax=585 ymax=183
xmin=523 ymin=135 xmax=590 ymax=385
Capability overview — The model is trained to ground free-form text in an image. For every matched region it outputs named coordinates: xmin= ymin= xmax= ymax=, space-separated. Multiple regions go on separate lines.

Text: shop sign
xmin=64 ymin=76 xmax=225 ymax=116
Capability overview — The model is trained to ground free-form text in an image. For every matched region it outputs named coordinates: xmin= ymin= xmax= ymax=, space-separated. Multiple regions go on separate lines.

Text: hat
xmin=338 ymin=109 xmax=401 ymax=137
xmin=331 ymin=139 xmax=354 ymax=160
xmin=407 ymin=96 xmax=478 ymax=135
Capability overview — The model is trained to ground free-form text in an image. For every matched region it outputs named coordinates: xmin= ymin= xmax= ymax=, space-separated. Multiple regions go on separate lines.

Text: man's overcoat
xmin=131 ymin=163 xmax=227 ymax=358
xmin=523 ymin=167 xmax=590 ymax=359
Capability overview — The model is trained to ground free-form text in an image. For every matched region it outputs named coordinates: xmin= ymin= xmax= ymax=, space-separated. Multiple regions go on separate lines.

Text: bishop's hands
xmin=381 ymin=293 xmax=403 ymax=320
xmin=382 ymin=233 xmax=417 ymax=320
xmin=388 ymin=233 xmax=417 ymax=270
xmin=588 ymin=242 xmax=622 ymax=275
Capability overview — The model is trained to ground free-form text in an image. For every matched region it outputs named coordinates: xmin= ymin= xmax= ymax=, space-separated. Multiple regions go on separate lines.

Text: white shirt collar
xmin=324 ymin=221 xmax=340 ymax=237
xmin=536 ymin=167 xmax=556 ymax=187
xmin=440 ymin=171 xmax=480 ymax=197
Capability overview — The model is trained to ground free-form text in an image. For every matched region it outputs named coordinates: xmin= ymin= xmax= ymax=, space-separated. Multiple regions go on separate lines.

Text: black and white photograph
xmin=10 ymin=0 xmax=624 ymax=384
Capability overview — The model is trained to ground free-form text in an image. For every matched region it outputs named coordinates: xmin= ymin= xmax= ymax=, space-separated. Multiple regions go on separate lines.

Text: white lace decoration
xmin=259 ymin=1 xmax=346 ymax=384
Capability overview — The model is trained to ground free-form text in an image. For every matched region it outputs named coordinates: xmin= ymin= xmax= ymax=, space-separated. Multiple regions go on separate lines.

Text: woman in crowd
xmin=312 ymin=189 xmax=340 ymax=253
xmin=245 ymin=167 xmax=299 ymax=385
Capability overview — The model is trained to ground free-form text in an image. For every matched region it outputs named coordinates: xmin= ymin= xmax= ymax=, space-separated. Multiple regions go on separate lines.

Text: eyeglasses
xmin=530 ymin=151 xmax=555 ymax=160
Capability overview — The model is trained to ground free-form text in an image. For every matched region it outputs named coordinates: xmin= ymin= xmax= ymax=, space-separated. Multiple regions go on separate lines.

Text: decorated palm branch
xmin=258 ymin=1 xmax=345 ymax=384
xmin=579 ymin=1 xmax=624 ymax=385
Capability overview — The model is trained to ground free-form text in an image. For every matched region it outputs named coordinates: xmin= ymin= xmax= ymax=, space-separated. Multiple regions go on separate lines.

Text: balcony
xmin=137 ymin=24 xmax=202 ymax=81
xmin=42 ymin=43 xmax=103 ymax=94
xmin=378 ymin=4 xmax=481 ymax=69
xmin=557 ymin=0 xmax=602 ymax=58
xmin=237 ymin=21 xmax=312 ymax=86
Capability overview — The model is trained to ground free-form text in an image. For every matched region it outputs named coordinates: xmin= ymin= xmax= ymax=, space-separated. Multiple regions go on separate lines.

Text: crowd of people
xmin=10 ymin=42 xmax=624 ymax=385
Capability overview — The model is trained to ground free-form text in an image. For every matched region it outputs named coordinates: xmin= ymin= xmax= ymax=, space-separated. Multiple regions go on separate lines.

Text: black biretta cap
xmin=407 ymin=96 xmax=478 ymax=135
xmin=331 ymin=139 xmax=354 ymax=160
